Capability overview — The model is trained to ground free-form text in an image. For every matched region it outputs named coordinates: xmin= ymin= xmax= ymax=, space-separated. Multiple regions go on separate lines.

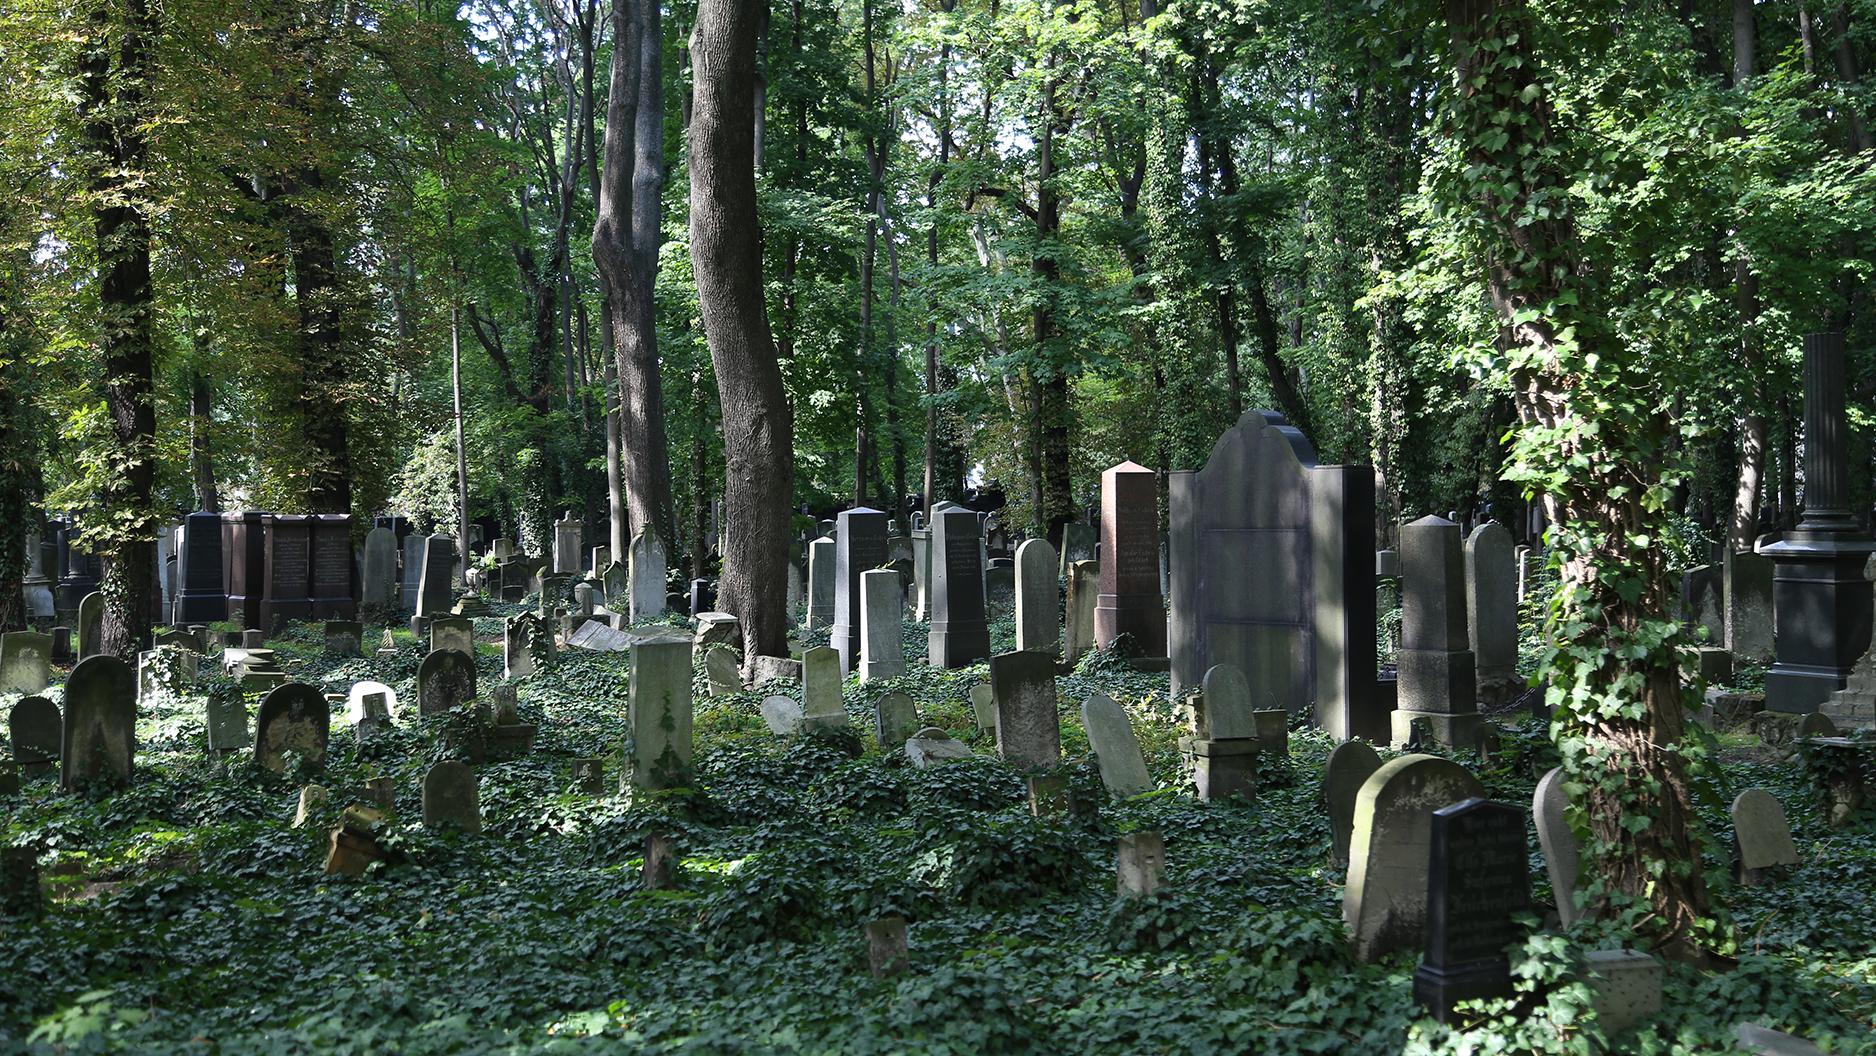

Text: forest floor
xmin=1 ymin=601 xmax=1873 ymax=1054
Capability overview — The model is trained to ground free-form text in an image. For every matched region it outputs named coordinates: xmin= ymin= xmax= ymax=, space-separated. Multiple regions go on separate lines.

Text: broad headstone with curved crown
xmin=417 ymin=648 xmax=477 ymax=715
xmin=7 ymin=695 xmax=60 ymax=778
xmin=254 ymin=683 xmax=331 ymax=774
xmin=1344 ymin=754 xmax=1485 ymax=962
xmin=1081 ymin=691 xmax=1151 ymax=796
xmin=61 ymin=655 xmax=135 ymax=790
xmin=0 ymin=631 xmax=51 ymax=694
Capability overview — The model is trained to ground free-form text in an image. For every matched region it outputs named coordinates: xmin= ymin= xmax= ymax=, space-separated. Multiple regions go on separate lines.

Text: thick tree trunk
xmin=691 ymin=0 xmax=795 ymax=662
xmin=189 ymin=369 xmax=219 ymax=513
xmin=83 ymin=0 xmax=158 ymax=656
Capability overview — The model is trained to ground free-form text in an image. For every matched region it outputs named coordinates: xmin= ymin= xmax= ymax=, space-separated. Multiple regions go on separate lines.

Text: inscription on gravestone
xmin=1413 ymin=798 xmax=1530 ymax=1023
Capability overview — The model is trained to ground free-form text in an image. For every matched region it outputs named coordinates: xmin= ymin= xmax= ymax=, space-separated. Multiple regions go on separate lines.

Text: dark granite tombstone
xmin=928 ymin=504 xmax=990 ymax=667
xmin=1095 ymin=461 xmax=1167 ymax=657
xmin=7 ymin=696 xmax=61 ymax=778
xmin=308 ymin=514 xmax=356 ymax=620
xmin=1390 ymin=515 xmax=1483 ymax=749
xmin=222 ymin=511 xmax=268 ymax=630
xmin=1168 ymin=409 xmax=1381 ymax=741
xmin=1764 ymin=333 xmax=1876 ymax=713
xmin=688 ymin=578 xmax=715 ymax=617
xmin=415 ymin=534 xmax=456 ymax=620
xmin=253 ymin=683 xmax=331 ymax=774
xmin=417 ymin=648 xmax=477 ymax=714
xmin=54 ymin=519 xmax=102 ymax=617
xmin=176 ymin=511 xmax=227 ymax=624
xmin=1413 ymin=798 xmax=1530 ymax=1023
xmin=61 ymin=655 xmax=135 ymax=790
xmin=832 ymin=508 xmax=891 ymax=676
xmin=259 ymin=514 xmax=314 ymax=629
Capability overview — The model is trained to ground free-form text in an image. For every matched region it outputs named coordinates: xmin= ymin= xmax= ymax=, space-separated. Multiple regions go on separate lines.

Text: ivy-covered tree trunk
xmin=1443 ymin=0 xmax=1717 ymax=960
xmin=0 ymin=239 xmax=30 ymax=632
xmin=691 ymin=0 xmax=795 ymax=663
xmin=82 ymin=0 xmax=158 ymax=657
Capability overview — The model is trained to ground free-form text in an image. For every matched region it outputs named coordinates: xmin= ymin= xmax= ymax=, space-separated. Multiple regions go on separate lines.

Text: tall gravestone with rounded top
xmin=1344 ymin=754 xmax=1484 ymax=962
xmin=805 ymin=536 xmax=836 ymax=629
xmin=1464 ymin=521 xmax=1518 ymax=691
xmin=417 ymin=649 xmax=478 ymax=714
xmin=76 ymin=592 xmax=104 ymax=660
xmin=928 ymin=504 xmax=990 ymax=668
xmin=61 ymin=655 xmax=136 ymax=790
xmin=1322 ymin=739 xmax=1382 ymax=868
xmin=1168 ymin=410 xmax=1379 ymax=741
xmin=832 ymin=508 xmax=890 ymax=676
xmin=254 ymin=683 xmax=331 ymax=774
xmin=1095 ymin=461 xmax=1165 ymax=657
xmin=1015 ymin=538 xmax=1060 ymax=655
xmin=1534 ymin=767 xmax=1584 ymax=925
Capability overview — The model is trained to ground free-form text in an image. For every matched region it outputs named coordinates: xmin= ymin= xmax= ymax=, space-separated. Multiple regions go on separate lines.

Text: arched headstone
xmin=1322 ymin=739 xmax=1382 ymax=867
xmin=346 ymin=680 xmax=401 ymax=724
xmin=1533 ymin=768 xmax=1583 ymax=924
xmin=422 ymin=761 xmax=482 ymax=833
xmin=7 ymin=695 xmax=61 ymax=778
xmin=61 ymin=655 xmax=135 ymax=789
xmin=76 ymin=591 xmax=105 ymax=660
xmin=417 ymin=649 xmax=478 ymax=714
xmin=1081 ymin=691 xmax=1151 ymax=797
xmin=1343 ymin=754 xmax=1484 ymax=962
xmin=254 ymin=683 xmax=331 ymax=774
xmin=1014 ymin=538 xmax=1060 ymax=654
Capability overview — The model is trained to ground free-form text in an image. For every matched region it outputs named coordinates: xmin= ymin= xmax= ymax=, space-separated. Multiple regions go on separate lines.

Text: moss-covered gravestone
xmin=989 ymin=649 xmax=1061 ymax=769
xmin=61 ymin=655 xmax=136 ymax=790
xmin=627 ymin=633 xmax=694 ymax=791
xmin=76 ymin=591 xmax=104 ymax=660
xmin=1343 ymin=754 xmax=1484 ymax=963
xmin=1321 ymin=740 xmax=1382 ymax=868
xmin=7 ymin=696 xmax=61 ymax=778
xmin=1081 ymin=691 xmax=1151 ymax=797
xmin=422 ymin=761 xmax=481 ymax=833
xmin=254 ymin=683 xmax=331 ymax=775
xmin=417 ymin=648 xmax=477 ymax=715
xmin=0 ymin=630 xmax=51 ymax=694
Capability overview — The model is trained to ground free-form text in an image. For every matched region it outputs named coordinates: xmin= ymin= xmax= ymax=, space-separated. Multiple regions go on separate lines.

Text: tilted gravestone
xmin=1343 ymin=754 xmax=1485 ymax=963
xmin=704 ymin=645 xmax=742 ymax=696
xmin=832 ymin=508 xmax=890 ymax=676
xmin=8 ymin=696 xmax=61 ymax=778
xmin=1392 ymin=515 xmax=1484 ymax=750
xmin=1168 ymin=410 xmax=1379 ymax=740
xmin=859 ymin=569 xmax=906 ymax=682
xmin=1534 ymin=767 xmax=1585 ymax=925
xmin=253 ymin=683 xmax=331 ymax=774
xmin=1413 ymin=798 xmax=1531 ymax=1023
xmin=805 ymin=536 xmax=836 ymax=630
xmin=1322 ymin=739 xmax=1382 ymax=868
xmin=874 ymin=691 xmax=920 ymax=747
xmin=414 ymin=534 xmax=456 ymax=622
xmin=627 ymin=633 xmax=693 ymax=790
xmin=417 ymin=649 xmax=478 ymax=715
xmin=76 ymin=591 xmax=104 ymax=660
xmin=1464 ymin=522 xmax=1518 ymax=690
xmin=422 ymin=761 xmax=482 ymax=834
xmin=1081 ymin=690 xmax=1151 ymax=797
xmin=928 ymin=504 xmax=990 ymax=668
xmin=761 ymin=694 xmax=806 ymax=735
xmin=1015 ymin=538 xmax=1060 ymax=654
xmin=1096 ymin=461 xmax=1165 ymax=657
xmin=989 ymin=649 xmax=1061 ymax=769
xmin=206 ymin=690 xmax=250 ymax=753
xmin=1731 ymin=788 xmax=1800 ymax=883
xmin=61 ymin=655 xmax=136 ymax=790
xmin=0 ymin=631 xmax=52 ymax=694
xmin=347 ymin=680 xmax=400 ymax=725
xmin=905 ymin=726 xmax=972 ymax=767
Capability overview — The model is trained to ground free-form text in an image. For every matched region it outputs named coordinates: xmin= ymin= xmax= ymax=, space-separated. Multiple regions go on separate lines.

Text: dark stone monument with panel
xmin=1413 ymin=798 xmax=1531 ymax=1024
xmin=1168 ymin=409 xmax=1382 ymax=741
xmin=1764 ymin=332 xmax=1876 ymax=713
xmin=1095 ymin=460 xmax=1167 ymax=658
xmin=928 ymin=503 xmax=991 ymax=668
xmin=222 ymin=511 xmax=268 ymax=630
xmin=259 ymin=514 xmax=314 ymax=630
xmin=176 ymin=511 xmax=227 ymax=624
xmin=54 ymin=519 xmax=102 ymax=618
xmin=308 ymin=514 xmax=357 ymax=620
xmin=831 ymin=507 xmax=891 ymax=676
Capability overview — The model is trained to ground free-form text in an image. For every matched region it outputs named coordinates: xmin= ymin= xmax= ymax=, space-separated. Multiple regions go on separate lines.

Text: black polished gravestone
xmin=222 ymin=510 xmax=268 ymax=630
xmin=176 ymin=511 xmax=227 ymax=624
xmin=831 ymin=508 xmax=891 ymax=676
xmin=927 ymin=503 xmax=991 ymax=668
xmin=1764 ymin=332 xmax=1876 ymax=713
xmin=308 ymin=514 xmax=356 ymax=620
xmin=1413 ymin=798 xmax=1531 ymax=1024
xmin=259 ymin=514 xmax=315 ymax=630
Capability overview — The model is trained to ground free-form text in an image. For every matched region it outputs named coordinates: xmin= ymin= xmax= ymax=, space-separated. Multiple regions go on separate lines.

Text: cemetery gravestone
xmin=801 ymin=646 xmax=847 ymax=727
xmin=1724 ymin=547 xmax=1775 ymax=664
xmin=222 ymin=510 xmax=267 ymax=629
xmin=417 ymin=649 xmax=478 ymax=715
xmin=76 ymin=591 xmax=104 ymax=660
xmin=1534 ymin=767 xmax=1584 ymax=925
xmin=1063 ymin=560 xmax=1099 ymax=666
xmin=324 ymin=621 xmax=363 ymax=657
xmin=1168 ymin=409 xmax=1380 ymax=740
xmin=627 ymin=633 xmax=694 ymax=790
xmin=1344 ymin=754 xmax=1485 ymax=962
xmin=1015 ymin=538 xmax=1060 ymax=654
xmin=984 ymin=560 xmax=1015 ymax=616
xmin=504 ymin=614 xmax=538 ymax=678
xmin=1731 ymin=789 xmax=1800 ymax=882
xmin=206 ymin=691 xmax=250 ymax=752
xmin=761 ymin=694 xmax=806 ymax=735
xmin=859 ymin=570 xmax=906 ymax=681
xmin=1059 ymin=522 xmax=1096 ymax=573
xmin=1413 ymin=798 xmax=1531 ymax=1023
xmin=1095 ymin=461 xmax=1165 ymax=657
xmin=307 ymin=513 xmax=356 ymax=620
xmin=1185 ymin=664 xmax=1261 ymax=801
xmin=1322 ymin=739 xmax=1383 ymax=868
xmin=347 ymin=680 xmax=400 ymax=724
xmin=401 ymin=534 xmax=426 ymax=612
xmin=865 ymin=917 xmax=910 ymax=978
xmin=805 ymin=536 xmax=836 ymax=629
xmin=1391 ymin=516 xmax=1484 ymax=750
xmin=553 ymin=514 xmax=583 ymax=575
xmin=259 ymin=514 xmax=315 ymax=628
xmin=1464 ymin=522 xmax=1518 ymax=690
xmin=422 ymin=761 xmax=482 ymax=834
xmin=989 ymin=650 xmax=1061 ymax=769
xmin=254 ymin=683 xmax=331 ymax=774
xmin=176 ymin=511 xmax=227 ymax=623
xmin=1117 ymin=830 xmax=1165 ymax=896
xmin=928 ymin=504 xmax=991 ymax=667
xmin=414 ymin=534 xmax=456 ymax=622
xmin=905 ymin=726 xmax=973 ymax=767
xmin=1081 ymin=691 xmax=1152 ymax=797
xmin=629 ymin=531 xmax=668 ymax=622
xmin=704 ymin=646 xmax=742 ymax=696
xmin=0 ymin=631 xmax=51 ymax=694
xmin=832 ymin=508 xmax=890 ymax=676
xmin=61 ymin=655 xmax=136 ymax=790
xmin=8 ymin=696 xmax=61 ymax=778
xmin=429 ymin=616 xmax=475 ymax=658
xmin=360 ymin=527 xmax=398 ymax=612
xmin=1681 ymin=564 xmax=1725 ymax=645
xmin=968 ymin=682 xmax=996 ymax=732
xmin=874 ymin=691 xmax=920 ymax=747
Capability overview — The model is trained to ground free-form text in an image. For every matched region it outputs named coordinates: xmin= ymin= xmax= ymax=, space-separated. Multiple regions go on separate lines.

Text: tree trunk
xmin=691 ymin=0 xmax=795 ymax=662
xmin=82 ymin=0 xmax=158 ymax=656
xmin=189 ymin=368 xmax=219 ymax=513
xmin=452 ymin=308 xmax=471 ymax=586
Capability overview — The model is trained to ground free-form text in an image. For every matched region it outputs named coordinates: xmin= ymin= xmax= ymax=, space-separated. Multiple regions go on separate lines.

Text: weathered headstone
xmin=1343 ymin=754 xmax=1485 ymax=962
xmin=801 ymin=645 xmax=847 ymax=727
xmin=1533 ymin=767 xmax=1584 ymax=925
xmin=324 ymin=805 xmax=390 ymax=875
xmin=76 ymin=591 xmax=104 ymax=660
xmin=865 ymin=916 xmax=910 ymax=978
xmin=628 ymin=531 xmax=668 ymax=622
xmin=928 ymin=504 xmax=990 ymax=667
xmin=968 ymin=682 xmax=996 ymax=732
xmin=704 ymin=645 xmax=742 ymax=696
xmin=989 ymin=649 xmax=1061 ymax=769
xmin=627 ymin=633 xmax=693 ymax=790
xmin=1059 ymin=522 xmax=1096 ymax=574
xmin=1117 ymin=830 xmax=1165 ymax=896
xmin=253 ymin=683 xmax=331 ymax=774
xmin=293 ymin=784 xmax=330 ymax=828
xmin=347 ymin=679 xmax=399 ymax=724
xmin=1465 ymin=522 xmax=1518 ymax=689
xmin=1014 ymin=538 xmax=1060 ymax=654
xmin=1413 ymin=798 xmax=1531 ymax=1023
xmin=416 ymin=648 xmax=477 ymax=715
xmin=307 ymin=513 xmax=356 ymax=620
xmin=1063 ymin=560 xmax=1098 ymax=666
xmin=874 ymin=691 xmax=920 ymax=746
xmin=1081 ymin=691 xmax=1151 ymax=797
xmin=1095 ymin=461 xmax=1165 ymax=657
xmin=60 ymin=655 xmax=136 ymax=790
xmin=422 ymin=761 xmax=482 ymax=833
xmin=1184 ymin=663 xmax=1260 ymax=801
xmin=7 ymin=696 xmax=61 ymax=778
xmin=805 ymin=536 xmax=836 ymax=629
xmin=553 ymin=514 xmax=583 ymax=575
xmin=324 ymin=620 xmax=363 ymax=657
xmin=1169 ymin=410 xmax=1379 ymax=740
xmin=1322 ymin=739 xmax=1382 ymax=868
xmin=1725 ymin=548 xmax=1775 ymax=663
xmin=1584 ymin=949 xmax=1664 ymax=1036
xmin=429 ymin=615 xmax=474 ymax=658
xmin=205 ymin=690 xmax=250 ymax=752
xmin=905 ymin=726 xmax=973 ymax=767
xmin=360 ymin=527 xmax=398 ymax=612
xmin=859 ymin=569 xmax=906 ymax=681
xmin=761 ymin=694 xmax=806 ymax=735
xmin=695 ymin=612 xmax=741 ymax=651
xmin=0 ymin=631 xmax=51 ymax=694
xmin=1731 ymin=788 xmax=1800 ymax=883
xmin=832 ymin=508 xmax=890 ymax=676
xmin=1391 ymin=515 xmax=1484 ymax=750
xmin=911 ymin=525 xmax=930 ymax=621
xmin=984 ymin=560 xmax=1015 ymax=617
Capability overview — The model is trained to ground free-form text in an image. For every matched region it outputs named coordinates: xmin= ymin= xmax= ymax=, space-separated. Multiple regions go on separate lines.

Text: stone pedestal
xmin=1390 ymin=516 xmax=1483 ymax=747
xmin=1764 ymin=333 xmax=1876 ymax=714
